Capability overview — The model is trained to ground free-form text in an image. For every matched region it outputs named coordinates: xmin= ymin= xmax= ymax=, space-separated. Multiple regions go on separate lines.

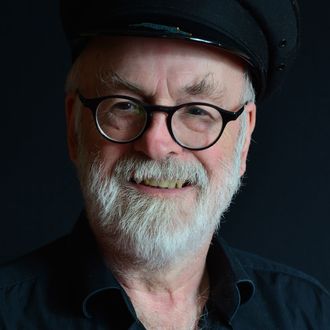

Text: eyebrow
xmin=182 ymin=72 xmax=221 ymax=97
xmin=97 ymin=70 xmax=225 ymax=103
xmin=98 ymin=70 xmax=146 ymax=96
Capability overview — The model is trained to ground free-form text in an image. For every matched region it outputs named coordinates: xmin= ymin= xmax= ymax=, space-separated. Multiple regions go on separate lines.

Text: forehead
xmin=78 ymin=36 xmax=245 ymax=104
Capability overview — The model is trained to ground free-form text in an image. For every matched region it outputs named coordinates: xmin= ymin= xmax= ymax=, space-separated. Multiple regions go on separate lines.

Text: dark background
xmin=1 ymin=1 xmax=329 ymax=289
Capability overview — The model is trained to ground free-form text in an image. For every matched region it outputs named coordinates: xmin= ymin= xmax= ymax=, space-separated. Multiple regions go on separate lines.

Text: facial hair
xmin=78 ymin=148 xmax=242 ymax=272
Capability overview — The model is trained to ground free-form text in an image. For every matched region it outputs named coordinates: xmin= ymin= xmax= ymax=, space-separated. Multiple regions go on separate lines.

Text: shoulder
xmin=0 ymin=236 xmax=69 ymax=290
xmin=230 ymin=246 xmax=330 ymax=327
xmin=233 ymin=246 xmax=329 ymax=293
xmin=0 ymin=235 xmax=88 ymax=328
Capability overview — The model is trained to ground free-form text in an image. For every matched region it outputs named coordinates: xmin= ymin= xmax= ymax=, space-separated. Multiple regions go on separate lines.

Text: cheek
xmin=196 ymin=126 xmax=240 ymax=175
xmin=98 ymin=143 xmax=132 ymax=171
xmin=79 ymin=114 xmax=133 ymax=171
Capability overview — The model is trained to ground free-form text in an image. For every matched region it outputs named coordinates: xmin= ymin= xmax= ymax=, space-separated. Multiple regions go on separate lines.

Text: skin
xmin=65 ymin=36 xmax=256 ymax=328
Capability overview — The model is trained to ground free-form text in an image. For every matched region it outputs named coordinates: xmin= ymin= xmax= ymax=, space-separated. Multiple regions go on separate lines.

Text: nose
xmin=132 ymin=112 xmax=184 ymax=160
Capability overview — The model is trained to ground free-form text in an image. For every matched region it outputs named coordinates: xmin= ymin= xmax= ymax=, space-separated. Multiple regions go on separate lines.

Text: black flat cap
xmin=60 ymin=0 xmax=300 ymax=100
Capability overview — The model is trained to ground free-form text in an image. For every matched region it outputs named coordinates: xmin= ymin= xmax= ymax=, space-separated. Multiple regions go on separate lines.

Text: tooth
xmin=159 ymin=180 xmax=176 ymax=188
xmin=141 ymin=179 xmax=186 ymax=188
xmin=176 ymin=181 xmax=184 ymax=188
xmin=144 ymin=179 xmax=159 ymax=187
xmin=141 ymin=179 xmax=150 ymax=186
xmin=143 ymin=179 xmax=150 ymax=186
xmin=157 ymin=181 xmax=165 ymax=188
xmin=167 ymin=181 xmax=176 ymax=189
xmin=152 ymin=179 xmax=160 ymax=187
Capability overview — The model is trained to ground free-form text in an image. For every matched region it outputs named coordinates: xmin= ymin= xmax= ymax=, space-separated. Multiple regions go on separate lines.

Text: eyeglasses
xmin=77 ymin=91 xmax=245 ymax=151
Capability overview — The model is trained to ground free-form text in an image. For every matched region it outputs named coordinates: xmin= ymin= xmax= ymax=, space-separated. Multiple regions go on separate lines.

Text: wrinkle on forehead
xmin=95 ymin=69 xmax=226 ymax=105
xmin=79 ymin=37 xmax=242 ymax=106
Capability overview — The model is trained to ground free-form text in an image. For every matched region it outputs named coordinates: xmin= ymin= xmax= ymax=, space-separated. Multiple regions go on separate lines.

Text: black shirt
xmin=1 ymin=214 xmax=329 ymax=329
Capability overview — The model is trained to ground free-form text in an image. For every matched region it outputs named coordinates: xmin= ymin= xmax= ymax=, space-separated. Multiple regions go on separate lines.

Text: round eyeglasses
xmin=77 ymin=91 xmax=245 ymax=151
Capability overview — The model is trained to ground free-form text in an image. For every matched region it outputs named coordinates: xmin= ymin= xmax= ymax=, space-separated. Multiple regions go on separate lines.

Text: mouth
xmin=130 ymin=178 xmax=190 ymax=189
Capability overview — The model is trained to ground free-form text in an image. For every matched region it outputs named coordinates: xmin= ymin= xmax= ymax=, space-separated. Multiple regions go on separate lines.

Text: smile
xmin=130 ymin=178 xmax=189 ymax=189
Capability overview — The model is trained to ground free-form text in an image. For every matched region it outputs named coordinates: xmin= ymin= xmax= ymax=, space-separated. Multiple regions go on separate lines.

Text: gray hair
xmin=241 ymin=71 xmax=256 ymax=104
xmin=233 ymin=71 xmax=255 ymax=157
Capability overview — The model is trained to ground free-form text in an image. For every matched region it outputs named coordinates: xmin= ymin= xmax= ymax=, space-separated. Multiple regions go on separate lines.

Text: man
xmin=1 ymin=0 xmax=329 ymax=329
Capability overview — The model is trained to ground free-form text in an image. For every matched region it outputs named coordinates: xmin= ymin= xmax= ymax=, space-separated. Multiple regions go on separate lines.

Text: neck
xmin=124 ymin=263 xmax=210 ymax=330
xmin=93 ymin=228 xmax=212 ymax=329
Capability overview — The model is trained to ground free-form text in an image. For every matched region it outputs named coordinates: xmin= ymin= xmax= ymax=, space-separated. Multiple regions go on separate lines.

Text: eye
xmin=185 ymin=106 xmax=209 ymax=116
xmin=174 ymin=104 xmax=221 ymax=132
xmin=105 ymin=99 xmax=145 ymax=117
xmin=182 ymin=105 xmax=219 ymax=121
xmin=112 ymin=101 xmax=138 ymax=112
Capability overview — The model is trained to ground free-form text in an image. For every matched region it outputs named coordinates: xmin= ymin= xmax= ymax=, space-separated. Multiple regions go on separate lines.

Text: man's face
xmin=66 ymin=37 xmax=256 ymax=269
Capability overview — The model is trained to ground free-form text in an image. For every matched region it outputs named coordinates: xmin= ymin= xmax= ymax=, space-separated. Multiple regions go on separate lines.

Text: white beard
xmin=78 ymin=149 xmax=242 ymax=272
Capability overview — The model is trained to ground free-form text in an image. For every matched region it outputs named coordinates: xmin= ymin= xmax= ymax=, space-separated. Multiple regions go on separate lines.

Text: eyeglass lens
xmin=96 ymin=98 xmax=147 ymax=142
xmin=172 ymin=105 xmax=223 ymax=149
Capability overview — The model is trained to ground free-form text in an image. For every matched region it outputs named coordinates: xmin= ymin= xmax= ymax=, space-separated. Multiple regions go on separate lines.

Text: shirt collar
xmin=68 ymin=213 xmax=255 ymax=324
xmin=68 ymin=212 xmax=136 ymax=322
xmin=207 ymin=235 xmax=255 ymax=324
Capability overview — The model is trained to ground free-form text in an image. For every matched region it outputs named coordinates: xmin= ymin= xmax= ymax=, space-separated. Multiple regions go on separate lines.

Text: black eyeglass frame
xmin=77 ymin=91 xmax=245 ymax=151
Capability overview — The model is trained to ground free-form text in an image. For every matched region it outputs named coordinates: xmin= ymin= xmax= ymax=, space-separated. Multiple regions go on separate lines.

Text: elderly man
xmin=1 ymin=0 xmax=330 ymax=329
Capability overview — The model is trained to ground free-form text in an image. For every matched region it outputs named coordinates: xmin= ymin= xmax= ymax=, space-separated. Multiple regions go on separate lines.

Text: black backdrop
xmin=1 ymin=1 xmax=330 ymax=290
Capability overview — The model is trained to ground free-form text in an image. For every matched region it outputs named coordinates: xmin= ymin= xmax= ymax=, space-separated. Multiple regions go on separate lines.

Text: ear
xmin=65 ymin=92 xmax=79 ymax=165
xmin=240 ymin=102 xmax=256 ymax=176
